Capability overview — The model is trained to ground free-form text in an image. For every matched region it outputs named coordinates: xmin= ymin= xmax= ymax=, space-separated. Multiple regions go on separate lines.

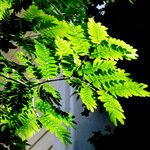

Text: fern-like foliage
xmin=54 ymin=17 xmax=149 ymax=126
xmin=0 ymin=1 xmax=150 ymax=147
xmin=15 ymin=110 xmax=40 ymax=140
xmin=34 ymin=41 xmax=59 ymax=79
xmin=88 ymin=18 xmax=108 ymax=44
xmin=91 ymin=40 xmax=138 ymax=60
xmin=98 ymin=90 xmax=125 ymax=126
xmin=24 ymin=5 xmax=59 ymax=31
xmin=36 ymin=98 xmax=75 ymax=144
xmin=79 ymin=85 xmax=97 ymax=112
xmin=0 ymin=0 xmax=12 ymax=20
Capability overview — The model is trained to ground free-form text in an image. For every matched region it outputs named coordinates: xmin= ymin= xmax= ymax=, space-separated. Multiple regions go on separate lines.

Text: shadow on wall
xmin=88 ymin=101 xmax=150 ymax=149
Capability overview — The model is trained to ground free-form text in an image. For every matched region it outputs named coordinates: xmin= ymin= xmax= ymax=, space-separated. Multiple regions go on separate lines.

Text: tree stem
xmin=31 ymin=77 xmax=69 ymax=88
xmin=0 ymin=74 xmax=69 ymax=88
xmin=0 ymin=74 xmax=28 ymax=86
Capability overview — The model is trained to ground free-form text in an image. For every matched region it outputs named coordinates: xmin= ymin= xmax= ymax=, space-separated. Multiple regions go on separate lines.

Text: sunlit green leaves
xmin=24 ymin=5 xmax=58 ymax=30
xmin=16 ymin=111 xmax=39 ymax=140
xmin=39 ymin=114 xmax=72 ymax=144
xmin=1 ymin=3 xmax=150 ymax=146
xmin=36 ymin=99 xmax=75 ymax=144
xmin=91 ymin=38 xmax=138 ymax=60
xmin=79 ymin=85 xmax=97 ymax=112
xmin=66 ymin=25 xmax=90 ymax=56
xmin=107 ymin=38 xmax=138 ymax=60
xmin=108 ymin=81 xmax=150 ymax=98
xmin=0 ymin=0 xmax=12 ymax=20
xmin=34 ymin=41 xmax=58 ymax=79
xmin=88 ymin=18 xmax=108 ymax=44
xmin=55 ymin=37 xmax=73 ymax=58
xmin=42 ymin=84 xmax=61 ymax=102
xmin=98 ymin=90 xmax=125 ymax=126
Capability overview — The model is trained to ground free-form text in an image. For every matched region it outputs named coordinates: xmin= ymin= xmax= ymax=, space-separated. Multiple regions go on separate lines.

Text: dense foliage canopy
xmin=0 ymin=0 xmax=149 ymax=149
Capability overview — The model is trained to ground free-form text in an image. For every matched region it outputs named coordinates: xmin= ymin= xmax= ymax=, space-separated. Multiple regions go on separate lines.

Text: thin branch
xmin=0 ymin=74 xmax=28 ymax=87
xmin=0 ymin=74 xmax=70 ymax=88
xmin=31 ymin=77 xmax=69 ymax=88
xmin=76 ymin=56 xmax=87 ymax=72
xmin=32 ymin=97 xmax=40 ymax=117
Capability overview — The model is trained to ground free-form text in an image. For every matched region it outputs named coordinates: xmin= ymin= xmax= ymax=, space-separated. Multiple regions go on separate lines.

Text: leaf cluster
xmin=0 ymin=0 xmax=149 ymax=147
